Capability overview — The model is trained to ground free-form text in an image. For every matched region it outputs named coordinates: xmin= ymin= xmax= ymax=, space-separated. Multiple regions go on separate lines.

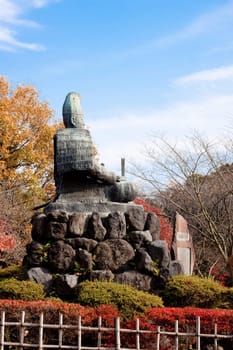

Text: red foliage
xmin=209 ymin=261 xmax=231 ymax=286
xmin=134 ymin=198 xmax=173 ymax=249
xmin=0 ymin=220 xmax=16 ymax=251
xmin=144 ymin=307 xmax=233 ymax=333
xmin=0 ymin=301 xmax=233 ymax=349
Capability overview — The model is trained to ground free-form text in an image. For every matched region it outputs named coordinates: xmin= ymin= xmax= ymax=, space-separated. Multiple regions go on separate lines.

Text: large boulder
xmin=68 ymin=212 xmax=88 ymax=237
xmin=125 ymin=207 xmax=147 ymax=231
xmin=24 ymin=241 xmax=44 ymax=267
xmin=53 ymin=274 xmax=79 ymax=298
xmin=86 ymin=212 xmax=106 ymax=241
xmin=48 ymin=240 xmax=76 ymax=273
xmin=147 ymin=240 xmax=170 ymax=269
xmin=135 ymin=248 xmax=154 ymax=274
xmin=94 ymin=239 xmax=135 ymax=271
xmin=47 ymin=210 xmax=69 ymax=223
xmin=128 ymin=230 xmax=152 ymax=249
xmin=65 ymin=237 xmax=97 ymax=252
xmin=114 ymin=270 xmax=154 ymax=292
xmin=76 ymin=249 xmax=93 ymax=271
xmin=31 ymin=213 xmax=48 ymax=243
xmin=27 ymin=267 xmax=53 ymax=292
xmin=144 ymin=212 xmax=160 ymax=241
xmin=104 ymin=211 xmax=126 ymax=239
xmin=86 ymin=270 xmax=114 ymax=282
xmin=48 ymin=221 xmax=67 ymax=240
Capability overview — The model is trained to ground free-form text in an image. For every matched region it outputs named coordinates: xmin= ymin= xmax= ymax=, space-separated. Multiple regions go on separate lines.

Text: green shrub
xmin=0 ymin=278 xmax=45 ymax=301
xmin=163 ymin=275 xmax=225 ymax=308
xmin=75 ymin=281 xmax=163 ymax=319
xmin=220 ymin=287 xmax=233 ymax=308
xmin=0 ymin=264 xmax=27 ymax=280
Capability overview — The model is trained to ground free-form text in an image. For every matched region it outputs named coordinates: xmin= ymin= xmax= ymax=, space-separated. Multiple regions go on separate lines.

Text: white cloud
xmin=89 ymin=94 xmax=233 ymax=172
xmin=0 ymin=0 xmax=20 ymax=20
xmin=174 ymin=65 xmax=233 ymax=85
xmin=0 ymin=24 xmax=45 ymax=51
xmin=0 ymin=0 xmax=58 ymax=51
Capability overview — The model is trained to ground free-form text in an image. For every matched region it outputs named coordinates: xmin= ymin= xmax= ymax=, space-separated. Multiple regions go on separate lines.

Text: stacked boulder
xmin=24 ymin=205 xmax=183 ymax=297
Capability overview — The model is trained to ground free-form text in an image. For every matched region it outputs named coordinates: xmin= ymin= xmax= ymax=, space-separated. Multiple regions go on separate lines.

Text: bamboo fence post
xmin=196 ymin=316 xmax=201 ymax=350
xmin=78 ymin=315 xmax=82 ymax=350
xmin=136 ymin=318 xmax=140 ymax=350
xmin=97 ymin=316 xmax=102 ymax=349
xmin=39 ymin=312 xmax=44 ymax=350
xmin=214 ymin=323 xmax=218 ymax=350
xmin=156 ymin=325 xmax=160 ymax=350
xmin=175 ymin=320 xmax=179 ymax=350
xmin=59 ymin=313 xmax=63 ymax=349
xmin=19 ymin=311 xmax=25 ymax=350
xmin=115 ymin=317 xmax=121 ymax=350
xmin=0 ymin=311 xmax=5 ymax=350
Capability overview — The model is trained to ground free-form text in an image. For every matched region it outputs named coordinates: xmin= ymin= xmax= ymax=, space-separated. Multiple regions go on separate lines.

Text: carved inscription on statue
xmin=55 ymin=130 xmax=94 ymax=173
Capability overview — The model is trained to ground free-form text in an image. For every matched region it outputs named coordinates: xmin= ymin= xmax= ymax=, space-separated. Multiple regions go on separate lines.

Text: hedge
xmin=163 ymin=275 xmax=225 ymax=308
xmin=75 ymin=281 xmax=163 ymax=319
xmin=0 ymin=301 xmax=232 ymax=349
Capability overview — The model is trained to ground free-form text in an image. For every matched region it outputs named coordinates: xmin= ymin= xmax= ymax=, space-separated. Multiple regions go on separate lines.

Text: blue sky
xmin=1 ymin=0 xmax=233 ymax=175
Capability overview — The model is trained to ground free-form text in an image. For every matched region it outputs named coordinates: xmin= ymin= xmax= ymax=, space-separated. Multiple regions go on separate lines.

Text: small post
xmin=175 ymin=320 xmax=179 ymax=350
xmin=121 ymin=158 xmax=125 ymax=177
xmin=156 ymin=325 xmax=160 ymax=350
xmin=0 ymin=311 xmax=5 ymax=350
xmin=115 ymin=317 xmax=121 ymax=350
xmin=78 ymin=316 xmax=82 ymax=350
xmin=59 ymin=313 xmax=63 ymax=348
xmin=214 ymin=323 xmax=218 ymax=350
xmin=19 ymin=311 xmax=25 ymax=350
xmin=136 ymin=318 xmax=140 ymax=350
xmin=97 ymin=316 xmax=102 ymax=348
xmin=39 ymin=313 xmax=44 ymax=350
xmin=196 ymin=317 xmax=201 ymax=350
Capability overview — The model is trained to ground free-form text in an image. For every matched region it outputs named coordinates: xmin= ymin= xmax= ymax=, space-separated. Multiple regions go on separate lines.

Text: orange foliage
xmin=0 ymin=76 xmax=61 ymax=203
xmin=0 ymin=76 xmax=62 ymax=263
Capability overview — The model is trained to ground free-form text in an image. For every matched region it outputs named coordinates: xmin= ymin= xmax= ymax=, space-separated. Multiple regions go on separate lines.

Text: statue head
xmin=62 ymin=92 xmax=85 ymax=128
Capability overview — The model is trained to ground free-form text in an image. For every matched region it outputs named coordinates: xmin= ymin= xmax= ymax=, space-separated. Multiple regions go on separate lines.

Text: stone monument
xmin=46 ymin=92 xmax=137 ymax=214
xmin=171 ymin=212 xmax=195 ymax=275
xmin=24 ymin=92 xmax=184 ymax=297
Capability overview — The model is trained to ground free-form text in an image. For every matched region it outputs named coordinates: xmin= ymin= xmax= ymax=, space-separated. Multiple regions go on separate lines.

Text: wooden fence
xmin=0 ymin=311 xmax=232 ymax=350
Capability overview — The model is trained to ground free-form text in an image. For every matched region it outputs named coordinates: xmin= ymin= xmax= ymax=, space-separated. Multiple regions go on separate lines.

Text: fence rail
xmin=0 ymin=311 xmax=232 ymax=350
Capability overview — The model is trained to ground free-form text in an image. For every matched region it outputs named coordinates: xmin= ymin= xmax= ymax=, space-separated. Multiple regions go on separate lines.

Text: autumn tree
xmin=0 ymin=76 xmax=61 ymax=263
xmin=131 ymin=133 xmax=233 ymax=280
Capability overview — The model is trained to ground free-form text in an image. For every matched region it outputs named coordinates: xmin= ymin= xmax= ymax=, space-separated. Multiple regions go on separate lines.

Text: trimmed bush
xmin=220 ymin=287 xmax=233 ymax=308
xmin=75 ymin=281 xmax=163 ymax=319
xmin=0 ymin=278 xmax=45 ymax=301
xmin=0 ymin=264 xmax=27 ymax=280
xmin=163 ymin=275 xmax=224 ymax=308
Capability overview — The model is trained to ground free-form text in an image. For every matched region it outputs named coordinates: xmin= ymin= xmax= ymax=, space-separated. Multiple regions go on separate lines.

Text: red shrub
xmin=0 ymin=301 xmax=233 ymax=349
xmin=0 ymin=220 xmax=16 ymax=251
xmin=144 ymin=307 xmax=233 ymax=334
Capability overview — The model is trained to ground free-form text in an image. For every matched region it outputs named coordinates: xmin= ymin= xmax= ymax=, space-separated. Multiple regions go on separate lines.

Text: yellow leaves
xmin=0 ymin=76 xmax=59 ymax=208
